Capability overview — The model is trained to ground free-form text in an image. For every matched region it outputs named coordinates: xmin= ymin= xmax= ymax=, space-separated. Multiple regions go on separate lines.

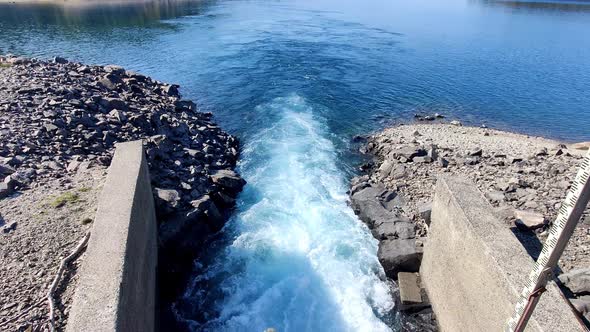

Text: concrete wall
xmin=67 ymin=140 xmax=157 ymax=332
xmin=421 ymin=176 xmax=583 ymax=332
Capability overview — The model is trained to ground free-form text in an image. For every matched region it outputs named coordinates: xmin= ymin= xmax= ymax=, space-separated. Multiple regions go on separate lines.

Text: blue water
xmin=2 ymin=0 xmax=590 ymax=330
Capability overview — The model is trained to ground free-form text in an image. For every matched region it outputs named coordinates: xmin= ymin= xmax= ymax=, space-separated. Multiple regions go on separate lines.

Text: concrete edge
xmin=421 ymin=175 xmax=583 ymax=332
xmin=67 ymin=140 xmax=157 ymax=332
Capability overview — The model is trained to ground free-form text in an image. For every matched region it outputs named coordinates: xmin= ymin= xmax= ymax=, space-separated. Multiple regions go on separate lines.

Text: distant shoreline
xmin=0 ymin=0 xmax=183 ymax=6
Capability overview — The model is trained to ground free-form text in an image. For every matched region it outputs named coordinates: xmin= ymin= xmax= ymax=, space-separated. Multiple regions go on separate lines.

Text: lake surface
xmin=2 ymin=0 xmax=590 ymax=330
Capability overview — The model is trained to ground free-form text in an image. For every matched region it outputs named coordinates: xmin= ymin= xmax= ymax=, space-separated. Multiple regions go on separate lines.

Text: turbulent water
xmin=2 ymin=0 xmax=590 ymax=330
xmin=179 ymin=95 xmax=395 ymax=331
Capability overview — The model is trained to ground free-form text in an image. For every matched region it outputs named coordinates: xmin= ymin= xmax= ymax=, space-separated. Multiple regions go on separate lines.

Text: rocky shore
xmin=0 ymin=55 xmax=245 ymax=331
xmin=350 ymin=122 xmax=590 ymax=329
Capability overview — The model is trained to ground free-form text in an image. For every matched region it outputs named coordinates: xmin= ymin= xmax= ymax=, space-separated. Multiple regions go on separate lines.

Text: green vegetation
xmin=78 ymin=187 xmax=92 ymax=193
xmin=49 ymin=192 xmax=80 ymax=208
xmin=0 ymin=63 xmax=12 ymax=68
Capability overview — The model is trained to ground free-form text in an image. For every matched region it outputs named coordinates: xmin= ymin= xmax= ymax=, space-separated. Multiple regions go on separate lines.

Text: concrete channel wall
xmin=67 ymin=140 xmax=157 ymax=332
xmin=420 ymin=176 xmax=583 ymax=332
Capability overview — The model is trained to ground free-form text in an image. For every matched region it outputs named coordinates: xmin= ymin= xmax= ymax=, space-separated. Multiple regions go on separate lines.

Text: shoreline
xmin=349 ymin=121 xmax=590 ymax=328
xmin=0 ymin=55 xmax=245 ymax=331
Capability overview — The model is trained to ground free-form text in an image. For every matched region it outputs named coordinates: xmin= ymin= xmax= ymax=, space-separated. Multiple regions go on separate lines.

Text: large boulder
xmin=210 ymin=169 xmax=246 ymax=196
xmin=559 ymin=269 xmax=590 ymax=295
xmin=372 ymin=219 xmax=415 ymax=240
xmin=350 ymin=185 xmax=395 ymax=227
xmin=378 ymin=238 xmax=423 ymax=279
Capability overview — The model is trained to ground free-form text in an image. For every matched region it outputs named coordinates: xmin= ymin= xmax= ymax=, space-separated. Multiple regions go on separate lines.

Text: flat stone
xmin=391 ymin=146 xmax=426 ymax=161
xmin=571 ymin=142 xmax=590 ymax=150
xmin=413 ymin=156 xmax=433 ymax=163
xmin=398 ymin=272 xmax=422 ymax=305
xmin=372 ymin=220 xmax=415 ymax=240
xmin=514 ymin=209 xmax=546 ymax=230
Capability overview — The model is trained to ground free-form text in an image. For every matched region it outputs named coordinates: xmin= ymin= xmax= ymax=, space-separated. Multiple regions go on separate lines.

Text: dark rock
xmin=468 ymin=148 xmax=483 ymax=157
xmin=103 ymin=97 xmax=128 ymax=111
xmin=163 ymin=85 xmax=180 ymax=97
xmin=378 ymin=238 xmax=423 ymax=279
xmin=0 ymin=182 xmax=12 ymax=199
xmin=104 ymin=65 xmax=126 ymax=76
xmin=53 ymin=56 xmax=68 ymax=64
xmin=0 ymin=164 xmax=15 ymax=176
xmin=210 ymin=169 xmax=246 ymax=195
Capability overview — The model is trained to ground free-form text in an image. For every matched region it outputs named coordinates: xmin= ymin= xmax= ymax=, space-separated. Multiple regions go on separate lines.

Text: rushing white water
xmin=182 ymin=95 xmax=395 ymax=332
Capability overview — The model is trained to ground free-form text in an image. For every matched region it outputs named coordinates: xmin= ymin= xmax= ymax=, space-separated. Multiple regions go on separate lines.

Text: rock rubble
xmin=350 ymin=123 xmax=590 ymax=328
xmin=0 ymin=55 xmax=246 ymax=330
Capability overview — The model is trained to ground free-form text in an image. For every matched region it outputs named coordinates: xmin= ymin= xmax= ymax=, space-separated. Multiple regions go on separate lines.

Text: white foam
xmin=187 ymin=94 xmax=395 ymax=332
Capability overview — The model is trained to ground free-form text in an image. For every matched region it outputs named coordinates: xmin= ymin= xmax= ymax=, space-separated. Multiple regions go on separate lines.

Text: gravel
xmin=353 ymin=122 xmax=590 ymax=324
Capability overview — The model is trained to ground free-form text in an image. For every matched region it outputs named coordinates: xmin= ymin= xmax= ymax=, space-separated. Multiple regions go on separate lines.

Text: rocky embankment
xmin=0 ymin=55 xmax=245 ymax=331
xmin=350 ymin=122 xmax=590 ymax=328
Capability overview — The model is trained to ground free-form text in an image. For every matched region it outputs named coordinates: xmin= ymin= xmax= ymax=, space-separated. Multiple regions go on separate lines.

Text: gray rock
xmin=413 ymin=156 xmax=433 ymax=163
xmin=464 ymin=157 xmax=480 ymax=165
xmin=391 ymin=146 xmax=426 ymax=161
xmin=104 ymin=65 xmax=125 ymax=75
xmin=103 ymin=97 xmax=128 ymax=111
xmin=372 ymin=219 xmax=415 ymax=240
xmin=379 ymin=160 xmax=395 ymax=178
xmin=108 ymin=109 xmax=127 ymax=123
xmin=389 ymin=165 xmax=407 ymax=179
xmin=0 ymin=163 xmax=15 ymax=176
xmin=487 ymin=190 xmax=505 ymax=202
xmin=163 ymin=85 xmax=180 ymax=97
xmin=559 ymin=269 xmax=590 ymax=295
xmin=418 ymin=202 xmax=433 ymax=225
xmin=378 ymin=238 xmax=423 ymax=279
xmin=436 ymin=157 xmax=449 ymax=168
xmin=450 ymin=120 xmax=462 ymax=126
xmin=514 ymin=209 xmax=546 ymax=230
xmin=351 ymin=186 xmax=397 ymax=227
xmin=53 ymin=56 xmax=68 ymax=64
xmin=0 ymin=182 xmax=12 ymax=199
xmin=155 ymin=188 xmax=180 ymax=208
xmin=570 ymin=296 xmax=590 ymax=315
xmin=468 ymin=148 xmax=483 ymax=157
xmin=398 ymin=272 xmax=422 ymax=305
xmin=190 ymin=194 xmax=224 ymax=232
xmin=44 ymin=124 xmax=59 ymax=132
xmin=210 ymin=169 xmax=246 ymax=195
